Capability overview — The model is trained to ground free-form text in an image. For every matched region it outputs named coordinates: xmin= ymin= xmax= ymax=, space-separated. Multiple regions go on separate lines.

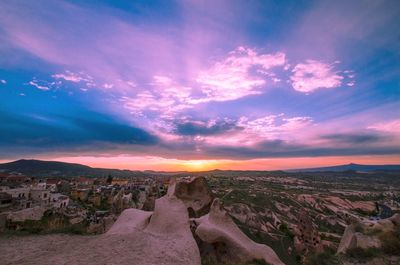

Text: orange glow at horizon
xmin=4 ymin=154 xmax=397 ymax=171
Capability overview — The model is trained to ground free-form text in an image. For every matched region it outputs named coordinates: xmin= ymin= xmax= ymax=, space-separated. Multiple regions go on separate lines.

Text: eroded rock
xmin=338 ymin=214 xmax=400 ymax=254
xmin=194 ymin=198 xmax=285 ymax=265
xmin=170 ymin=177 xmax=214 ymax=218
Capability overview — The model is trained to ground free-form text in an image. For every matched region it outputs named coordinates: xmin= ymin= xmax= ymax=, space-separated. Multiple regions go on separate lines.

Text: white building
xmin=50 ymin=193 xmax=69 ymax=208
xmin=0 ymin=186 xmax=30 ymax=199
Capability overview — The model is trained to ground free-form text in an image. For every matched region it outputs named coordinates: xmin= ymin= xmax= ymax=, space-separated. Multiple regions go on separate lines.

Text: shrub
xmin=201 ymin=257 xmax=226 ymax=265
xmin=380 ymin=227 xmax=400 ymax=255
xmin=279 ymin=222 xmax=294 ymax=240
xmin=345 ymin=247 xmax=381 ymax=260
xmin=247 ymin=259 xmax=270 ymax=265
xmin=306 ymin=248 xmax=339 ymax=265
xmin=353 ymin=223 xmax=364 ymax=233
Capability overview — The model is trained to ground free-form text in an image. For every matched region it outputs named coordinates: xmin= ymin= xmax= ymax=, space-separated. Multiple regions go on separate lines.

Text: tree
xmin=106 ymin=174 xmax=113 ymax=184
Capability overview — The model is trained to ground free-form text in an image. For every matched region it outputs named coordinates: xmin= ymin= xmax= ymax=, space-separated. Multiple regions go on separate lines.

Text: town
xmin=0 ymin=172 xmax=170 ymax=234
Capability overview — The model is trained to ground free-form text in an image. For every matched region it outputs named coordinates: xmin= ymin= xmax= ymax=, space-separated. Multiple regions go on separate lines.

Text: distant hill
xmin=0 ymin=159 xmax=288 ymax=178
xmin=2 ymin=159 xmax=398 ymax=178
xmin=287 ymin=163 xmax=400 ymax=173
xmin=0 ymin=159 xmax=147 ymax=178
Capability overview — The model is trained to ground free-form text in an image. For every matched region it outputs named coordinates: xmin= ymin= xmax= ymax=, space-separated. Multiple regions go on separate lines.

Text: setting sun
xmin=181 ymin=160 xmax=217 ymax=171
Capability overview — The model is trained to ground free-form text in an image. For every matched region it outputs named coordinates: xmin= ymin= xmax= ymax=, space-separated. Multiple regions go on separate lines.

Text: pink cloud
xmin=52 ymin=70 xmax=93 ymax=84
xmin=238 ymin=115 xmax=313 ymax=139
xmin=195 ymin=47 xmax=286 ymax=102
xmin=119 ymin=47 xmax=288 ymax=119
xmin=103 ymin=83 xmax=114 ymax=89
xmin=290 ymin=60 xmax=344 ymax=92
xmin=368 ymin=119 xmax=400 ymax=134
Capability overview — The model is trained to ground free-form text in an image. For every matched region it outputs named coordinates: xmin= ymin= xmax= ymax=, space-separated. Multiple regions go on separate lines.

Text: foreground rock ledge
xmin=0 ymin=177 xmax=284 ymax=265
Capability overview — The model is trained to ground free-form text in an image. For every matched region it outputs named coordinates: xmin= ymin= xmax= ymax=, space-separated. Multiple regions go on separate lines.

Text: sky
xmin=0 ymin=0 xmax=399 ymax=171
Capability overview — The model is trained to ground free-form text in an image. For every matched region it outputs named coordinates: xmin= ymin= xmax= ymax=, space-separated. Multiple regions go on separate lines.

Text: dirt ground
xmin=0 ymin=232 xmax=197 ymax=265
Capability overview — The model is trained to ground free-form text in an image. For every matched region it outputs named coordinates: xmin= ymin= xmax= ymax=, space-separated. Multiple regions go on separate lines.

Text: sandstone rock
xmin=389 ymin=213 xmax=400 ymax=226
xmin=337 ymin=223 xmax=381 ymax=254
xmin=170 ymin=177 xmax=214 ymax=218
xmin=226 ymin=203 xmax=264 ymax=230
xmin=194 ymin=198 xmax=285 ymax=265
xmin=294 ymin=210 xmax=323 ymax=254
xmin=106 ymin=208 xmax=152 ymax=235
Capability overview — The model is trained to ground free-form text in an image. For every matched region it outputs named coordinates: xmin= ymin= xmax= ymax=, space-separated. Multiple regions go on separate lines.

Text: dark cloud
xmin=197 ymin=140 xmax=400 ymax=160
xmin=0 ymin=111 xmax=158 ymax=150
xmin=320 ymin=133 xmax=387 ymax=144
xmin=173 ymin=119 xmax=239 ymax=136
xmin=1 ymin=110 xmax=399 ymax=161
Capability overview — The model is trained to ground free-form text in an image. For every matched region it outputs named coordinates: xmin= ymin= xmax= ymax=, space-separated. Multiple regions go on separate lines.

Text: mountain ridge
xmin=1 ymin=159 xmax=400 ymax=178
xmin=0 ymin=159 xmax=146 ymax=178
xmin=287 ymin=163 xmax=400 ymax=172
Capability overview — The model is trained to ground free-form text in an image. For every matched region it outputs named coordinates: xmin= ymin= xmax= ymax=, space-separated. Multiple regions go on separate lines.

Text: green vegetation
xmin=345 ymin=247 xmax=381 ymax=260
xmin=380 ymin=227 xmax=400 ymax=255
xmin=201 ymin=258 xmax=224 ymax=265
xmin=201 ymin=257 xmax=271 ymax=265
xmin=306 ymin=248 xmax=340 ymax=265
xmin=106 ymin=174 xmax=113 ymax=184
xmin=247 ymin=259 xmax=271 ymax=265
xmin=208 ymin=172 xmax=400 ymax=265
xmin=279 ymin=222 xmax=294 ymax=241
xmin=353 ymin=223 xmax=364 ymax=233
xmin=354 ymin=208 xmax=377 ymax=217
xmin=5 ymin=210 xmax=89 ymax=235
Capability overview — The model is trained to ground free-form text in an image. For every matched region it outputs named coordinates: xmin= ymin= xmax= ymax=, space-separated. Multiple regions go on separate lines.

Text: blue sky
xmin=0 ymin=0 xmax=399 ymax=170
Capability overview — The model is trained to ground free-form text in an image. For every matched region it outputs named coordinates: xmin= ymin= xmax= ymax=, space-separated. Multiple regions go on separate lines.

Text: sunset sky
xmin=0 ymin=0 xmax=399 ymax=171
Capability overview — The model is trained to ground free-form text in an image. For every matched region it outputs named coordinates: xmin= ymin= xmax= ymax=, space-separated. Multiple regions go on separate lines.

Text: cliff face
xmin=0 ymin=177 xmax=284 ymax=265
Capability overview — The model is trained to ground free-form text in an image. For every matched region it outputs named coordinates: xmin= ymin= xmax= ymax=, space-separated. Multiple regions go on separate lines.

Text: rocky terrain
xmin=207 ymin=171 xmax=400 ymax=264
xmin=1 ymin=172 xmax=399 ymax=265
xmin=0 ymin=177 xmax=283 ymax=265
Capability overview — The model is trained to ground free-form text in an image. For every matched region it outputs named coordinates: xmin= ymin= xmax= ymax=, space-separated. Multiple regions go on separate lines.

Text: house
xmin=111 ymin=179 xmax=129 ymax=186
xmin=75 ymin=177 xmax=94 ymax=186
xmin=88 ymin=194 xmax=102 ymax=206
xmin=0 ymin=173 xmax=10 ymax=183
xmin=34 ymin=182 xmax=47 ymax=189
xmin=46 ymin=179 xmax=60 ymax=192
xmin=70 ymin=189 xmax=90 ymax=202
xmin=2 ymin=175 xmax=30 ymax=185
xmin=0 ymin=192 xmax=12 ymax=209
xmin=50 ymin=193 xmax=69 ymax=208
xmin=30 ymin=188 xmax=50 ymax=206
xmin=1 ymin=187 xmax=30 ymax=199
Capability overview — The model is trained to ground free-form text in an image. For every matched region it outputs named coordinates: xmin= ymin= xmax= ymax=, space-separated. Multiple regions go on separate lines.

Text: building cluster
xmin=0 ymin=172 xmax=170 ymax=233
xmin=0 ymin=174 xmax=69 ymax=211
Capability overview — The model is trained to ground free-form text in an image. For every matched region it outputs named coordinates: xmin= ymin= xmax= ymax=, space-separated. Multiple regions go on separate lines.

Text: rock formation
xmin=171 ymin=176 xmax=214 ymax=217
xmin=106 ymin=179 xmax=201 ymax=265
xmin=141 ymin=183 xmax=159 ymax=211
xmin=337 ymin=223 xmax=381 ymax=253
xmin=293 ymin=210 xmax=323 ymax=255
xmin=194 ymin=198 xmax=285 ymax=265
xmin=338 ymin=213 xmax=400 ymax=254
